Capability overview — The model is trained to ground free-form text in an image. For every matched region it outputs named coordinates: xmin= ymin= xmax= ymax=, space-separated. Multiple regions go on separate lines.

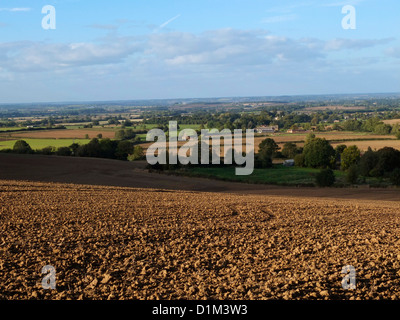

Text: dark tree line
xmin=4 ymin=138 xmax=145 ymax=162
xmin=256 ymin=134 xmax=400 ymax=186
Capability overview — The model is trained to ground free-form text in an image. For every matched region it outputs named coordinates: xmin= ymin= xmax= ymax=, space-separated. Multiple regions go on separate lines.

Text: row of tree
xmin=6 ymin=139 xmax=145 ymax=162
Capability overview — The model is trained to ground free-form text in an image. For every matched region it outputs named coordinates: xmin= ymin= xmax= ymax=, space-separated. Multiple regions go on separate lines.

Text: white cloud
xmin=0 ymin=37 xmax=142 ymax=72
xmin=0 ymin=28 xmax=389 ymax=73
xmin=386 ymin=47 xmax=400 ymax=59
xmin=324 ymin=38 xmax=394 ymax=51
xmin=146 ymin=29 xmax=326 ymax=68
xmin=0 ymin=27 xmax=396 ymax=100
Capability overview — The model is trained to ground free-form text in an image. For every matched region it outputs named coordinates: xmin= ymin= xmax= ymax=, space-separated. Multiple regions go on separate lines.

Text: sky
xmin=0 ymin=0 xmax=399 ymax=103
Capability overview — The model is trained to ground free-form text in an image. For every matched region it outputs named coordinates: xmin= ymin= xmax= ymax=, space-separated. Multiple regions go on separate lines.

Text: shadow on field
xmin=0 ymin=153 xmax=398 ymax=201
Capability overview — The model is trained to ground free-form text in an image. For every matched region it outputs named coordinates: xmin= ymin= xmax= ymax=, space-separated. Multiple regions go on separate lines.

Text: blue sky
xmin=0 ymin=0 xmax=399 ymax=103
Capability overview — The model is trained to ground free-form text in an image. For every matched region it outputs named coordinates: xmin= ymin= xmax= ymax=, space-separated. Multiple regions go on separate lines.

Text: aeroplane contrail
xmin=159 ymin=14 xmax=181 ymax=29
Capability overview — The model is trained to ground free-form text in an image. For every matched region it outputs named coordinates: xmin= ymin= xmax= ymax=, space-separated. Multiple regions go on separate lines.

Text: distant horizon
xmin=1 ymin=91 xmax=400 ymax=107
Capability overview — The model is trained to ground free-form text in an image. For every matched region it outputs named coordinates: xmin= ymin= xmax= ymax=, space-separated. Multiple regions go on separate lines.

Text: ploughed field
xmin=1 ymin=180 xmax=400 ymax=300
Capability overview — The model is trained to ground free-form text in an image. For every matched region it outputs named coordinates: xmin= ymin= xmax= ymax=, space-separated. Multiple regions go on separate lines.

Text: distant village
xmin=254 ymin=125 xmax=309 ymax=134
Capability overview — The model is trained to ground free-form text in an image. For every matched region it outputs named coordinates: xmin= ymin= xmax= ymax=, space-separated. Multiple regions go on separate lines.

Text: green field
xmin=0 ymin=127 xmax=50 ymax=132
xmin=135 ymin=124 xmax=202 ymax=141
xmin=0 ymin=139 xmax=91 ymax=150
xmin=0 ymin=127 xmax=22 ymax=132
xmin=181 ymin=165 xmax=347 ymax=186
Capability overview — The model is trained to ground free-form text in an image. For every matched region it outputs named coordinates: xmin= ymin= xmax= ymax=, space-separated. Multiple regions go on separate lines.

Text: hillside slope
xmin=1 ymin=180 xmax=400 ymax=300
xmin=0 ymin=153 xmax=399 ymax=201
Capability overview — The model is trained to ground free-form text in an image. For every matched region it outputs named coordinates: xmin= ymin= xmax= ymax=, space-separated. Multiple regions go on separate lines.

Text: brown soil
xmin=140 ymin=132 xmax=398 ymax=155
xmin=383 ymin=119 xmax=400 ymax=125
xmin=331 ymin=140 xmax=400 ymax=151
xmin=0 ymin=179 xmax=400 ymax=300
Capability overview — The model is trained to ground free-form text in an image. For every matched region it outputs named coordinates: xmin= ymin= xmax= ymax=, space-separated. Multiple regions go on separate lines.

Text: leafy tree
xmin=359 ymin=147 xmax=378 ymax=177
xmin=390 ymin=168 xmax=400 ymax=186
xmin=373 ymin=123 xmax=392 ymax=135
xmin=115 ymin=129 xmax=125 ymax=140
xmin=303 ymin=138 xmax=335 ymax=168
xmin=127 ymin=146 xmax=145 ymax=161
xmin=346 ymin=165 xmax=359 ymax=184
xmin=39 ymin=146 xmax=55 ymax=155
xmin=281 ymin=142 xmax=298 ymax=159
xmin=343 ymin=120 xmax=362 ymax=131
xmin=115 ymin=140 xmax=134 ymax=160
xmin=305 ymin=132 xmax=316 ymax=144
xmin=258 ymin=138 xmax=279 ymax=158
xmin=311 ymin=116 xmax=319 ymax=126
xmin=99 ymin=138 xmax=118 ymax=158
xmin=359 ymin=147 xmax=400 ymax=177
xmin=375 ymin=147 xmax=400 ymax=174
xmin=294 ymin=153 xmax=305 ymax=167
xmin=256 ymin=138 xmax=279 ymax=168
xmin=362 ymin=117 xmax=382 ymax=132
xmin=392 ymin=124 xmax=400 ymax=139
xmin=97 ymin=133 xmax=103 ymax=139
xmin=69 ymin=143 xmax=80 ymax=156
xmin=334 ymin=144 xmax=347 ymax=164
xmin=335 ymin=144 xmax=347 ymax=155
xmin=332 ymin=123 xmax=342 ymax=131
xmin=115 ymin=129 xmax=136 ymax=140
xmin=255 ymin=149 xmax=273 ymax=168
xmin=108 ymin=118 xmax=119 ymax=125
xmin=76 ymin=138 xmax=101 ymax=158
xmin=56 ymin=147 xmax=72 ymax=156
xmin=341 ymin=145 xmax=361 ymax=170
xmin=13 ymin=140 xmax=32 ymax=154
xmin=315 ymin=168 xmax=335 ymax=187
xmin=124 ymin=129 xmax=136 ymax=140
xmin=124 ymin=119 xmax=133 ymax=127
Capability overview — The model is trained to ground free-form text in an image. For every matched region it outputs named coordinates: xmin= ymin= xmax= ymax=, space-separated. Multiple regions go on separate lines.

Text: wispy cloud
xmin=0 ymin=28 xmax=389 ymax=73
xmin=385 ymin=47 xmax=400 ymax=59
xmin=0 ymin=8 xmax=31 ymax=12
xmin=159 ymin=14 xmax=181 ymax=29
xmin=324 ymin=38 xmax=394 ymax=51
xmin=0 ymin=36 xmax=141 ymax=72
